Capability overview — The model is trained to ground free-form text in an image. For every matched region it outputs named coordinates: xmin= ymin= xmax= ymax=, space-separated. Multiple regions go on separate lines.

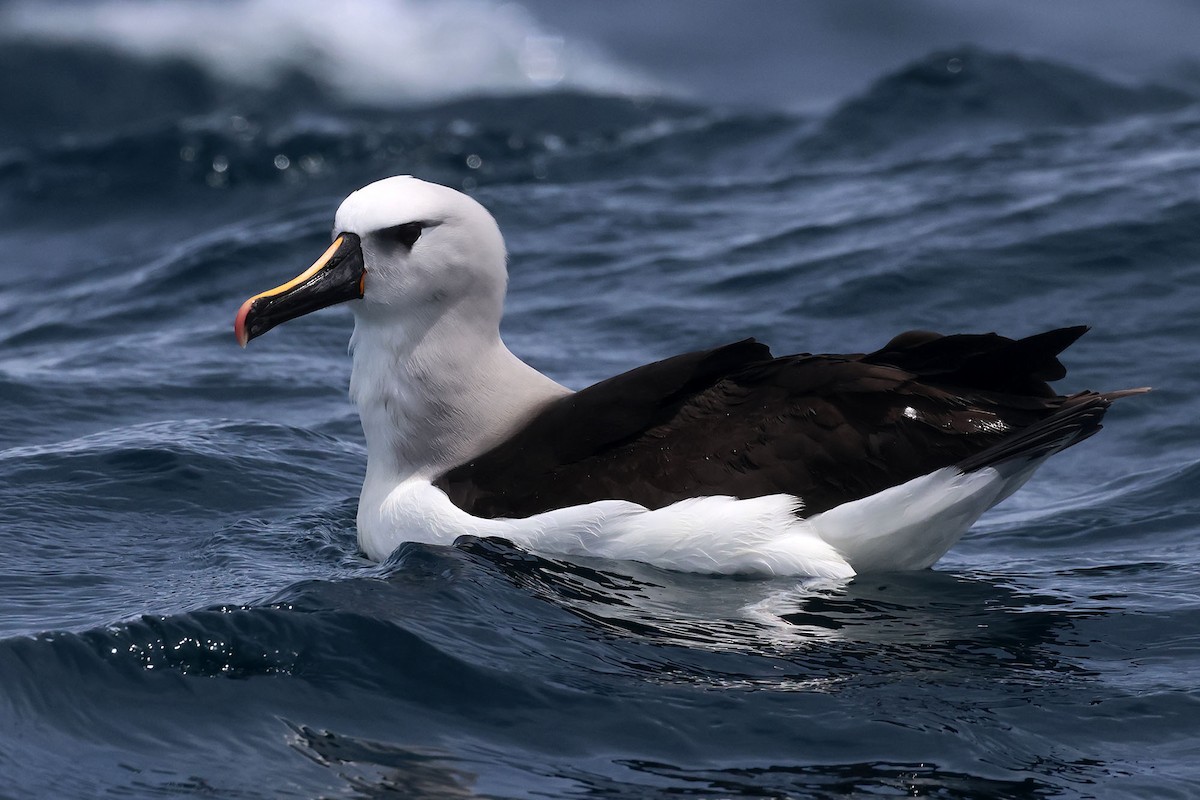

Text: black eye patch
xmin=377 ymin=221 xmax=424 ymax=249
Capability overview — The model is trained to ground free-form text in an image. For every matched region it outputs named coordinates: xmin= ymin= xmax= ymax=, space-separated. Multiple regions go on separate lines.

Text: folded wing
xmin=434 ymin=327 xmax=1124 ymax=518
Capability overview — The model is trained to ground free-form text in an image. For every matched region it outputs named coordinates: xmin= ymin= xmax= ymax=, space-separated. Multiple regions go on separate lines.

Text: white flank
xmin=357 ymin=461 xmax=1045 ymax=578
xmin=359 ymin=479 xmax=856 ymax=579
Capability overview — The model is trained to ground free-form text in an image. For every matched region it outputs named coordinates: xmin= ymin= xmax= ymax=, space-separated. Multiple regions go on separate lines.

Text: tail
xmin=811 ymin=386 xmax=1149 ymax=574
xmin=864 ymin=325 xmax=1090 ymax=397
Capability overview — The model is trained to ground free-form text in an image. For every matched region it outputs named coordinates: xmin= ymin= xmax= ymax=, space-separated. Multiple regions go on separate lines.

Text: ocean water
xmin=3 ymin=6 xmax=1200 ymax=798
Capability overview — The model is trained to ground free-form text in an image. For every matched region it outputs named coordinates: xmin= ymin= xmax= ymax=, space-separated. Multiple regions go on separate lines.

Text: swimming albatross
xmin=235 ymin=176 xmax=1145 ymax=578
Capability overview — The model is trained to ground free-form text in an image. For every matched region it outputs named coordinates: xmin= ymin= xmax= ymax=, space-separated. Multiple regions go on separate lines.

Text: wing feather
xmin=434 ymin=328 xmax=1111 ymax=519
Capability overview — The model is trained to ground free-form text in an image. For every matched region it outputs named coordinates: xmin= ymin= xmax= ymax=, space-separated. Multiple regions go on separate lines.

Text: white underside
xmin=357 ymin=461 xmax=1044 ymax=578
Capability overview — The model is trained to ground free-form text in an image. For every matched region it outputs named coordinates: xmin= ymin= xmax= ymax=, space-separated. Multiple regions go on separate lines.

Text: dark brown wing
xmin=434 ymin=327 xmax=1109 ymax=519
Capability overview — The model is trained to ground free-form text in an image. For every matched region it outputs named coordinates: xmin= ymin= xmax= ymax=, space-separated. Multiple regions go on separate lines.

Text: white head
xmin=337 ymin=176 xmax=509 ymax=335
xmin=235 ymin=175 xmax=566 ymax=489
xmin=235 ymin=175 xmax=509 ymax=347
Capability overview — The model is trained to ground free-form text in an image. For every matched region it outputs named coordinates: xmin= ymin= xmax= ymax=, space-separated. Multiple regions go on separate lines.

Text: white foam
xmin=2 ymin=0 xmax=663 ymax=103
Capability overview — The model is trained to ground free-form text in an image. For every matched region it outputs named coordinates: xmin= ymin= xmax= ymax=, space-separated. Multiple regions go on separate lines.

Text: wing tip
xmin=1102 ymin=386 xmax=1152 ymax=400
xmin=956 ymin=393 xmax=1113 ymax=473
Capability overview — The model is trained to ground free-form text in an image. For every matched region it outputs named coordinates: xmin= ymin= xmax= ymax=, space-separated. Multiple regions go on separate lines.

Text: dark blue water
xmin=2 ymin=21 xmax=1200 ymax=799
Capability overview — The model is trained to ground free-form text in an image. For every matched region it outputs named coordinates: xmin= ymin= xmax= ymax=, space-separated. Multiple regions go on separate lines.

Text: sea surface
xmin=2 ymin=13 xmax=1200 ymax=800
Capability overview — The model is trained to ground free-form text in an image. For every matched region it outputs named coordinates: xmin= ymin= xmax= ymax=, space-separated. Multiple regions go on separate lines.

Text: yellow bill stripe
xmin=249 ymin=235 xmax=345 ymax=304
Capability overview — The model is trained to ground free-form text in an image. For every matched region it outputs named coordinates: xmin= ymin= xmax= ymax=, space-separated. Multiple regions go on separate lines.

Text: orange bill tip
xmin=234 ymin=296 xmax=253 ymax=347
xmin=233 ymin=234 xmax=363 ymax=347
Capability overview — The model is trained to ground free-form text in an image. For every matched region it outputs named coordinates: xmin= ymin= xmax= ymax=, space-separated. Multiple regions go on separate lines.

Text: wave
xmin=0 ymin=547 xmax=1096 ymax=796
xmin=12 ymin=92 xmax=1193 ymax=213
xmin=290 ymin=721 xmax=1066 ymax=799
xmin=5 ymin=48 xmax=1196 ymax=206
xmin=6 ymin=34 xmax=1198 ymax=190
xmin=0 ymin=91 xmax=716 ymax=206
xmin=0 ymin=0 xmax=661 ymax=104
xmin=978 ymin=457 xmax=1200 ymax=546
xmin=806 ymin=47 xmax=1196 ymax=155
xmin=0 ymin=533 xmax=1103 ymax=706
xmin=0 ymin=0 xmax=669 ymax=149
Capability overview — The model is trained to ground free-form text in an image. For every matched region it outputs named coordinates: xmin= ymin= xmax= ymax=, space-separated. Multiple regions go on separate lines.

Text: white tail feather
xmin=811 ymin=464 xmax=1041 ymax=572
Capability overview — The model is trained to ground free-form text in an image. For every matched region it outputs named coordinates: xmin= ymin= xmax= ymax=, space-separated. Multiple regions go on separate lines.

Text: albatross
xmin=234 ymin=176 xmax=1145 ymax=578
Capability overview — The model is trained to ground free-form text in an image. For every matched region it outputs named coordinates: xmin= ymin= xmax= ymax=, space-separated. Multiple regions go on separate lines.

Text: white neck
xmin=349 ymin=309 xmax=568 ymax=490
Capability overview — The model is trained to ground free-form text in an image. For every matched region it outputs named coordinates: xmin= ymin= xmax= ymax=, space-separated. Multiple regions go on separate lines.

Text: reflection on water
xmin=447 ymin=535 xmax=1095 ymax=683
